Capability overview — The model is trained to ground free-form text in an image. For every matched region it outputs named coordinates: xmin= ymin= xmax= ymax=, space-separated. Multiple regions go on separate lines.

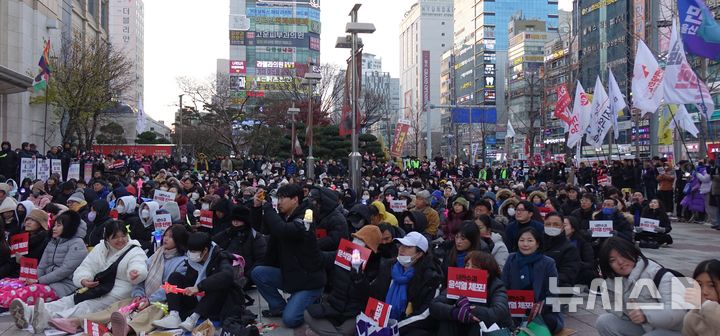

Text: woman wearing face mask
xmin=595 ymin=237 xmax=686 ymax=336
xmin=27 ymin=181 xmax=54 ymax=209
xmin=116 ymin=196 xmax=153 ymax=254
xmin=683 ymin=259 xmax=720 ymax=336
xmin=15 ymin=200 xmax=35 ymax=228
xmin=373 ymin=231 xmax=442 ymax=335
xmin=562 ymin=216 xmax=597 ymax=287
xmin=502 ymin=227 xmax=564 ymax=333
xmin=138 ymin=201 xmax=161 ymax=232
xmin=11 ymin=221 xmax=148 ymax=333
xmin=496 ymin=197 xmax=519 ymax=227
xmin=304 ymin=225 xmax=383 ymax=336
xmin=212 ymin=206 xmax=266 ymax=287
xmin=86 ymin=199 xmax=114 ymax=247
xmin=0 ymin=211 xmax=86 ymax=309
xmin=0 ymin=196 xmax=20 ymax=236
xmin=542 ymin=213 xmax=581 ymax=288
xmin=0 ymin=209 xmax=50 ymax=280
xmin=636 ymin=199 xmax=673 ymax=248
xmin=400 ymin=211 xmax=431 ymax=242
xmin=430 ymin=251 xmax=514 ymax=335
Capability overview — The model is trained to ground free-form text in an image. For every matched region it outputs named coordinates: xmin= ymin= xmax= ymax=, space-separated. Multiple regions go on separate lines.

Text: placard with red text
xmin=507 ymin=290 xmax=534 ymax=317
xmin=364 ymin=297 xmax=392 ymax=328
xmin=334 ymin=238 xmax=371 ymax=271
xmin=19 ymin=257 xmax=38 ymax=281
xmin=446 ymin=267 xmax=488 ymax=303
xmin=9 ymin=232 xmax=29 ymax=257
xmin=199 ymin=210 xmax=213 ymax=229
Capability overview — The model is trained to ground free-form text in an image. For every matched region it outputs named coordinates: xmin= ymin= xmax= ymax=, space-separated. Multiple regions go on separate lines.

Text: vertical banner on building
xmin=68 ymin=163 xmax=80 ymax=181
xmin=422 ymin=50 xmax=430 ymax=110
xmin=633 ymin=0 xmax=645 ymax=50
xmin=20 ymin=158 xmax=36 ymax=181
xmin=37 ymin=159 xmax=51 ymax=181
xmin=390 ymin=120 xmax=411 ymax=158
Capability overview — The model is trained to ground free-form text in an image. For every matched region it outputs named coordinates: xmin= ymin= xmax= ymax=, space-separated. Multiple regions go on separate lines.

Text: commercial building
xmin=108 ymin=0 xmax=144 ymax=110
xmin=399 ymin=0 xmax=453 ymax=158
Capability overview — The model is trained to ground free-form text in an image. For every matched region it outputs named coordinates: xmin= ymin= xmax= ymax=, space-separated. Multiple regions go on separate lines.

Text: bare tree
xmin=407 ymin=107 xmax=426 ymax=157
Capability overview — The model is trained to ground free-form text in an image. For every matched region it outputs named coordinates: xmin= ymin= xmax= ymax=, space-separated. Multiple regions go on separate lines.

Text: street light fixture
xmin=302 ymin=71 xmax=322 ymax=179
xmin=336 ymin=3 xmax=375 ymax=195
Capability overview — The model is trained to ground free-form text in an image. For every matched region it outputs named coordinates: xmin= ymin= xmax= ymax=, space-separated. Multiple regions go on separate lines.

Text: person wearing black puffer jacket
xmin=86 ymin=199 xmax=113 ymax=247
xmin=304 ymin=225 xmax=383 ymax=336
xmin=206 ymin=198 xmax=232 ymax=236
xmin=542 ymin=213 xmax=581 ymax=288
xmin=307 ymin=187 xmax=349 ymax=253
xmin=213 ymin=206 xmax=267 ymax=283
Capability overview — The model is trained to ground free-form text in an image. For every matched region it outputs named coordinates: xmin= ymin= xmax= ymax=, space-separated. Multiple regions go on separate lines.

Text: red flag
xmin=554 ymin=84 xmax=573 ymax=126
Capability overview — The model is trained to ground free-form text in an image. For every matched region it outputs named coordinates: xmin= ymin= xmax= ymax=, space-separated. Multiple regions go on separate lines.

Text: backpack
xmin=652 ymin=267 xmax=685 ymax=289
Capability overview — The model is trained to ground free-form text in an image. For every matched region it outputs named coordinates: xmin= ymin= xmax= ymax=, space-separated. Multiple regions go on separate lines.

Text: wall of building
xmin=108 ymin=0 xmax=144 ymax=110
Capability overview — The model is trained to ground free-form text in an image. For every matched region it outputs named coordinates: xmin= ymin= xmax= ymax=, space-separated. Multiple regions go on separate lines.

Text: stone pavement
xmin=1 ymin=220 xmax=718 ymax=336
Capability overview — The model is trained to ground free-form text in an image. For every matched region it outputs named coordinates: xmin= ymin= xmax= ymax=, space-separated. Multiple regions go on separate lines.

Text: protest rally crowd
xmin=0 ymin=141 xmax=719 ymax=336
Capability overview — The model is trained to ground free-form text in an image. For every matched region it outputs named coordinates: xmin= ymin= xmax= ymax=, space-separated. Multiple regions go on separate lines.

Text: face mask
xmin=32 ymin=191 xmax=40 ymax=197
xmin=602 ymin=208 xmax=615 ymax=216
xmin=507 ymin=208 xmax=516 ymax=217
xmin=369 ymin=187 xmax=375 ymax=191
xmin=352 ymin=238 xmax=366 ymax=247
xmin=88 ymin=211 xmax=97 ymax=222
xmin=141 ymin=209 xmax=150 ymax=219
xmin=343 ymin=184 xmax=349 ymax=190
xmin=397 ymin=255 xmax=414 ymax=267
xmin=534 ymin=202 xmax=544 ymax=207
xmin=187 ymin=251 xmax=203 ymax=263
xmin=116 ymin=205 xmax=125 ymax=213
xmin=202 ymin=203 xmax=210 ymax=210
xmin=545 ymin=227 xmax=562 ymax=237
xmin=362 ymin=195 xmax=370 ymax=201
xmin=191 ymin=192 xmax=200 ymax=201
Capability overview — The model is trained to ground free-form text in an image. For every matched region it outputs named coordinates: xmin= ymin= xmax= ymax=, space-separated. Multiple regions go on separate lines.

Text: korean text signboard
xmin=199 ymin=210 xmax=214 ymax=229
xmin=639 ymin=217 xmax=660 ymax=232
xmin=334 ymin=239 xmax=371 ymax=271
xmin=153 ymin=214 xmax=172 ymax=231
xmin=590 ymin=220 xmax=613 ymax=238
xmin=153 ymin=190 xmax=176 ymax=206
xmin=507 ymin=290 xmax=535 ymax=317
xmin=19 ymin=257 xmax=38 ymax=281
xmin=364 ymin=297 xmax=391 ymax=328
xmin=446 ymin=267 xmax=488 ymax=303
xmin=10 ymin=232 xmax=29 ymax=257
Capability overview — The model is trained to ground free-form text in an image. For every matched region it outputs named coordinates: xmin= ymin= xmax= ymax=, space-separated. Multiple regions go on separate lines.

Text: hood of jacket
xmin=117 ymin=196 xmax=137 ymax=215
xmin=139 ymin=201 xmax=160 ymax=227
xmin=402 ymin=210 xmax=428 ymax=233
xmin=91 ymin=199 xmax=111 ymax=224
xmin=348 ymin=203 xmax=371 ymax=224
xmin=371 ymin=200 xmax=389 ymax=218
xmin=309 ymin=187 xmax=341 ymax=221
xmin=16 ymin=200 xmax=36 ymax=222
xmin=162 ymin=201 xmax=181 ymax=223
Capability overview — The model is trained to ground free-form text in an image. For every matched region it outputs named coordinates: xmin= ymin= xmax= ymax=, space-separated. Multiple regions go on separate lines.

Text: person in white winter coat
xmin=595 ymin=237 xmax=687 ymax=336
xmin=475 ymin=215 xmax=509 ymax=269
xmin=10 ymin=220 xmax=148 ymax=333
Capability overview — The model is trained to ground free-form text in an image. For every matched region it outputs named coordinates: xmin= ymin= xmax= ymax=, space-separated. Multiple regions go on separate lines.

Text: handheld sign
xmin=19 ymin=257 xmax=38 ymax=281
xmin=639 ymin=217 xmax=660 ymax=233
xmin=153 ymin=190 xmax=176 ymax=206
xmin=51 ymin=159 xmax=62 ymax=177
xmin=334 ymin=238 xmax=371 ymax=271
xmin=37 ymin=159 xmax=51 ymax=182
xmin=109 ymin=209 xmax=119 ymax=220
xmin=9 ymin=232 xmax=29 ymax=257
xmin=446 ymin=267 xmax=489 ymax=303
xmin=84 ymin=319 xmax=109 ymax=336
xmin=507 ymin=290 xmax=535 ymax=317
xmin=590 ymin=220 xmax=613 ymax=238
xmin=537 ymin=207 xmax=553 ymax=219
xmin=83 ymin=162 xmax=93 ymax=183
xmin=389 ymin=199 xmax=408 ymax=213
xmin=199 ymin=210 xmax=213 ymax=229
xmin=153 ymin=213 xmax=172 ymax=231
xmin=68 ymin=163 xmax=80 ymax=181
xmin=20 ymin=158 xmax=37 ymax=181
xmin=364 ymin=297 xmax=392 ymax=328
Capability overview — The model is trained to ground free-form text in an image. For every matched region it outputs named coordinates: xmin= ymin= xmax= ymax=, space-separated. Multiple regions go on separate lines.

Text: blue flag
xmin=678 ymin=0 xmax=720 ymax=59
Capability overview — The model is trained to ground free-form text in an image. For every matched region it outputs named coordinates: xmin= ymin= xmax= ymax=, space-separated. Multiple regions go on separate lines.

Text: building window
xmin=442 ymin=21 xmax=445 ymax=25
xmin=442 ymin=43 xmax=445 ymax=47
xmin=441 ymin=33 xmax=445 ymax=36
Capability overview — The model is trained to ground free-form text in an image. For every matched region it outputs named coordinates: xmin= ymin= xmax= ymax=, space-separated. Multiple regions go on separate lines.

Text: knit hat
xmin=453 ymin=197 xmax=470 ymax=210
xmin=67 ymin=190 xmax=86 ymax=203
xmin=26 ymin=209 xmax=49 ymax=230
xmin=0 ymin=197 xmax=17 ymax=214
xmin=415 ymin=190 xmax=432 ymax=202
xmin=351 ymin=225 xmax=382 ymax=253
xmin=230 ymin=206 xmax=250 ymax=223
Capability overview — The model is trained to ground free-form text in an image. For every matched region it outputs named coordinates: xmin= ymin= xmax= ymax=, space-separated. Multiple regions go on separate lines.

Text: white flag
xmin=136 ymin=96 xmax=146 ymax=134
xmin=607 ymin=69 xmax=625 ymax=140
xmin=663 ymin=20 xmax=714 ymax=118
xmin=567 ymin=81 xmax=590 ymax=148
xmin=505 ymin=119 xmax=515 ymax=138
xmin=632 ymin=40 xmax=664 ymax=116
xmin=668 ymin=104 xmax=700 ymax=137
xmin=586 ymin=76 xmax=611 ymax=149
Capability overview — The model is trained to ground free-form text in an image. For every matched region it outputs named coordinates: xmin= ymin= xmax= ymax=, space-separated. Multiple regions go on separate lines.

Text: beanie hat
xmin=31 ymin=181 xmax=45 ymax=193
xmin=26 ymin=209 xmax=49 ymax=230
xmin=68 ymin=190 xmax=86 ymax=203
xmin=230 ymin=206 xmax=250 ymax=223
xmin=351 ymin=225 xmax=382 ymax=253
xmin=453 ymin=197 xmax=470 ymax=210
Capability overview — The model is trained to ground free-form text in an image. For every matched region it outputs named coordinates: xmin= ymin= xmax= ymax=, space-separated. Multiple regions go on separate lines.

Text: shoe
xmin=179 ymin=313 xmax=200 ymax=332
xmin=10 ymin=299 xmax=31 ymax=329
xmin=32 ymin=298 xmax=49 ymax=333
xmin=48 ymin=318 xmax=80 ymax=334
xmin=110 ymin=312 xmax=130 ymax=336
xmin=152 ymin=310 xmax=182 ymax=329
xmin=262 ymin=309 xmax=284 ymax=318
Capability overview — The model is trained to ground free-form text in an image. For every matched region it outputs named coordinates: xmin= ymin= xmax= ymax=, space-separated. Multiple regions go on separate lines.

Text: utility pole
xmin=178 ymin=94 xmax=183 ymax=159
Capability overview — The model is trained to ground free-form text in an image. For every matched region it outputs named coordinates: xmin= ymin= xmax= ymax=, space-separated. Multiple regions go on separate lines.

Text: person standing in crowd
xmin=0 ymin=142 xmax=18 ymax=181
xmin=250 ymin=185 xmax=326 ymax=328
xmin=595 ymin=237 xmax=686 ymax=336
xmin=657 ymin=165 xmax=675 ymax=216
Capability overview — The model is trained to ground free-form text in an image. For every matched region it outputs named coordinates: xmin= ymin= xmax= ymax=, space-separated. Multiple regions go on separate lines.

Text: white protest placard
xmin=639 ymin=217 xmax=660 ymax=233
xmin=68 ymin=163 xmax=80 ymax=181
xmin=389 ymin=199 xmax=407 ymax=213
xmin=20 ymin=158 xmax=36 ymax=181
xmin=51 ymin=159 xmax=62 ymax=177
xmin=590 ymin=220 xmax=613 ymax=238
xmin=153 ymin=190 xmax=176 ymax=205
xmin=153 ymin=213 xmax=172 ymax=231
xmin=37 ymin=159 xmax=51 ymax=181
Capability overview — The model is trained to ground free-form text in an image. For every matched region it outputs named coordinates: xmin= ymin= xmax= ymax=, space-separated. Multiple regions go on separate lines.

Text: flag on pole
xmin=658 ymin=108 xmax=674 ymax=145
xmin=664 ymin=20 xmax=715 ymax=118
xmin=668 ymin=104 xmax=700 ymax=137
xmin=586 ymin=76 xmax=611 ymax=149
xmin=567 ymin=81 xmax=590 ymax=148
xmin=631 ymin=39 xmax=664 ymax=115
xmin=678 ymin=0 xmax=720 ymax=60
xmin=554 ymin=84 xmax=573 ymax=127
xmin=505 ymin=119 xmax=515 ymax=138
xmin=607 ymin=69 xmax=625 ymax=140
xmin=136 ymin=97 xmax=146 ymax=134
xmin=293 ymin=133 xmax=304 ymax=156
xmin=32 ymin=40 xmax=52 ymax=92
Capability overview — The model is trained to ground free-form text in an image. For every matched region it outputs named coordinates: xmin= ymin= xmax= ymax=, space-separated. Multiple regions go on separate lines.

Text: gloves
xmin=450 ymin=297 xmax=472 ymax=323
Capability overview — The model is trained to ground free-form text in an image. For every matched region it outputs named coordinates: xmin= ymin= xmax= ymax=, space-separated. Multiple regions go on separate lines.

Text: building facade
xmin=399 ymin=0 xmax=453 ymax=158
xmin=108 ymin=0 xmax=144 ymax=110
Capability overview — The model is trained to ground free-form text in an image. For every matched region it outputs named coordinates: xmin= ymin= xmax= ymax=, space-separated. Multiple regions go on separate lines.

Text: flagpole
xmin=43 ymin=82 xmax=49 ymax=154
xmin=668 ymin=105 xmax=695 ymax=166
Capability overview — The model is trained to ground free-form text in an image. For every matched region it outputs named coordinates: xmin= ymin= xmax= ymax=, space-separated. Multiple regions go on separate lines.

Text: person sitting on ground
xmin=369 ymin=200 xmax=398 ymax=226
xmin=400 ymin=211 xmax=432 ymax=243
xmin=152 ymin=232 xmax=238 ymax=332
xmin=430 ymin=251 xmax=514 ymax=335
xmin=0 ymin=209 xmax=50 ymax=279
xmin=542 ymin=212 xmax=580 ymax=288
xmin=376 ymin=223 xmax=402 ymax=260
xmin=442 ymin=197 xmax=472 ymax=240
xmin=475 ymin=215 xmax=509 ymax=269
xmin=504 ymin=201 xmax=545 ymax=253
xmin=86 ymin=200 xmax=114 ymax=247
xmin=683 ymin=259 xmax=720 ymax=336
xmin=440 ymin=222 xmax=479 ymax=277
xmin=212 ymin=205 xmax=267 ymax=288
xmin=636 ymin=199 xmax=673 ymax=248
xmin=562 ymin=215 xmax=597 ymax=287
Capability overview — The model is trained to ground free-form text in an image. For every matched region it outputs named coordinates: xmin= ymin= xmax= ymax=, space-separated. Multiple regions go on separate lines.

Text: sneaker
xmin=10 ymin=299 xmax=31 ymax=329
xmin=31 ymin=298 xmax=49 ymax=333
xmin=110 ymin=312 xmax=130 ymax=336
xmin=179 ymin=313 xmax=200 ymax=332
xmin=152 ymin=310 xmax=182 ymax=329
xmin=48 ymin=318 xmax=80 ymax=334
xmin=262 ymin=309 xmax=284 ymax=318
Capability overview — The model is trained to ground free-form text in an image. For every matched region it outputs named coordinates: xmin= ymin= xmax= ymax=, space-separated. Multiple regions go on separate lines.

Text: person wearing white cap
xmin=376 ymin=231 xmax=443 ymax=335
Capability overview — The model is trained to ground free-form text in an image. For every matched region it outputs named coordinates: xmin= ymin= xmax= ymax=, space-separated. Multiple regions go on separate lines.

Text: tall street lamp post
xmin=302 ymin=71 xmax=322 ymax=180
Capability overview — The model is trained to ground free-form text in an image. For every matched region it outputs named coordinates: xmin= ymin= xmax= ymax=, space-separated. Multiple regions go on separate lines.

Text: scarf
xmin=145 ymin=247 xmax=177 ymax=296
xmin=516 ymin=252 xmax=543 ymax=290
xmin=456 ymin=251 xmax=467 ymax=268
xmin=385 ymin=262 xmax=415 ymax=320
